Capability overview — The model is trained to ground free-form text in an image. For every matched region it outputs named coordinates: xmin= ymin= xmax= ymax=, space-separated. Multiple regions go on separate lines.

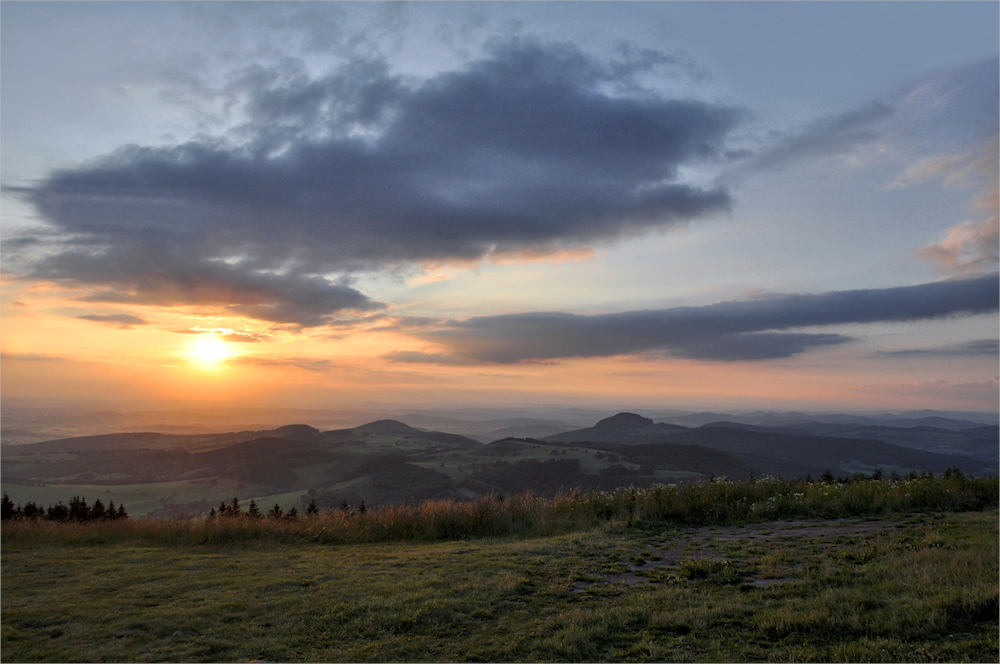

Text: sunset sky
xmin=2 ymin=1 xmax=998 ymax=413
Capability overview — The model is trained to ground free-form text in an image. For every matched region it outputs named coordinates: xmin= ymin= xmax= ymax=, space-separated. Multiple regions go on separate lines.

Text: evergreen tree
xmin=117 ymin=504 xmax=128 ymax=519
xmin=208 ymin=507 xmax=216 ymax=519
xmin=286 ymin=506 xmax=299 ymax=519
xmin=91 ymin=498 xmax=107 ymax=520
xmin=1 ymin=493 xmax=16 ymax=520
xmin=230 ymin=497 xmax=241 ymax=516
xmin=46 ymin=502 xmax=68 ymax=521
xmin=358 ymin=501 xmax=366 ymax=515
xmin=340 ymin=500 xmax=349 ymax=513
xmin=218 ymin=500 xmax=230 ymax=516
xmin=268 ymin=504 xmax=283 ymax=519
xmin=247 ymin=499 xmax=261 ymax=518
xmin=306 ymin=499 xmax=319 ymax=515
xmin=69 ymin=496 xmax=90 ymax=521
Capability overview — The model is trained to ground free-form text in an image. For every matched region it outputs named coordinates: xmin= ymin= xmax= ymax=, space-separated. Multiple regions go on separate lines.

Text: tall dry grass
xmin=3 ymin=474 xmax=996 ymax=548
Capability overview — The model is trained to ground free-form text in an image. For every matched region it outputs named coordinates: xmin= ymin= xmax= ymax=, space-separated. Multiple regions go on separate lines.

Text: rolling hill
xmin=545 ymin=413 xmax=996 ymax=478
xmin=3 ymin=412 xmax=995 ymax=518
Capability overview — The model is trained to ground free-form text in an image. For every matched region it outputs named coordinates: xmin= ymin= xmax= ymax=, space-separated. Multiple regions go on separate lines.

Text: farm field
xmin=2 ymin=509 xmax=996 ymax=663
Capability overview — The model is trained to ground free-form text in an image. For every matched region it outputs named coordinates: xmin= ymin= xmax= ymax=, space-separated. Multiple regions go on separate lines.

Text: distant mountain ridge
xmin=656 ymin=411 xmax=995 ymax=430
xmin=546 ymin=413 xmax=996 ymax=478
xmin=3 ymin=411 xmax=996 ymax=519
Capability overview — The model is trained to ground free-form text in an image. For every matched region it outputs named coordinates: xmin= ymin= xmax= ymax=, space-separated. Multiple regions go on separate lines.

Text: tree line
xmin=1 ymin=493 xmax=128 ymax=521
xmin=208 ymin=497 xmax=325 ymax=519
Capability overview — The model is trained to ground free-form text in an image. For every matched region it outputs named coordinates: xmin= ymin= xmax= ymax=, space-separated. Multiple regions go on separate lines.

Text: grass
xmin=4 ymin=474 xmax=995 ymax=547
xmin=2 ymin=476 xmax=998 ymax=662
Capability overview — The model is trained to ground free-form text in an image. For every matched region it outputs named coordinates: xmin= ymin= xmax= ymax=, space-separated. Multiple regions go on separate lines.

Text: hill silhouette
xmin=546 ymin=412 xmax=688 ymax=443
xmin=352 ymin=420 xmax=420 ymax=434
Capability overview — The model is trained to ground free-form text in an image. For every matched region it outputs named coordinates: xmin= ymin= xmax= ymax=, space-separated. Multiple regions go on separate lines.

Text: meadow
xmin=2 ymin=475 xmax=997 ymax=662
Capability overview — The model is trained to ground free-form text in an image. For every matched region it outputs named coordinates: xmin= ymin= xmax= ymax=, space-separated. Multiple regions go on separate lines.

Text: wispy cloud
xmin=0 ymin=351 xmax=84 ymax=363
xmin=749 ymin=101 xmax=895 ymax=171
xmin=76 ymin=313 xmax=149 ymax=329
xmin=381 ymin=351 xmax=480 ymax=366
xmin=908 ymin=132 xmax=999 ymax=275
xmin=231 ymin=356 xmax=338 ymax=372
xmin=170 ymin=326 xmax=268 ymax=343
xmin=386 ymin=273 xmax=999 ymax=364
xmin=877 ymin=339 xmax=999 ymax=357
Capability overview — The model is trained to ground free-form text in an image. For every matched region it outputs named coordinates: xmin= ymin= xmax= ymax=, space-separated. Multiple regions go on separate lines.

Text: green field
xmin=2 ymin=500 xmax=997 ymax=662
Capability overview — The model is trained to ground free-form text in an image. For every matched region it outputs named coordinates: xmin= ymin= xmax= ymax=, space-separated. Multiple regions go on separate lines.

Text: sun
xmin=187 ymin=335 xmax=235 ymax=367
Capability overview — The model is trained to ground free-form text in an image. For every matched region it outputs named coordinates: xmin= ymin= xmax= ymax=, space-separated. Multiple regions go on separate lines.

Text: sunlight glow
xmin=187 ymin=335 xmax=236 ymax=367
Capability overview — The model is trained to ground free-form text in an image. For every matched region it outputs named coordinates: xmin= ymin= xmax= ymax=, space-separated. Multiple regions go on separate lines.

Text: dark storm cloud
xmin=14 ymin=40 xmax=741 ymax=325
xmin=750 ymin=101 xmax=895 ymax=171
xmin=386 ymin=273 xmax=999 ymax=364
xmin=878 ymin=338 xmax=999 ymax=357
xmin=76 ymin=313 xmax=149 ymax=329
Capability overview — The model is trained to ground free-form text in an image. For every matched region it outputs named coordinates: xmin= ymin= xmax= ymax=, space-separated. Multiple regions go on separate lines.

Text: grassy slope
xmin=3 ymin=510 xmax=997 ymax=663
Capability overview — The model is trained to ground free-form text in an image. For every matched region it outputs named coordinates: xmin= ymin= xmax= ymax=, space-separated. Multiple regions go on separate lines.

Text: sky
xmin=1 ymin=1 xmax=998 ymax=413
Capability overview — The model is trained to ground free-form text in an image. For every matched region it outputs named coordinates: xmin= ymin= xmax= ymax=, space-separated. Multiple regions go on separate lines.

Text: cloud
xmin=878 ymin=339 xmax=999 ymax=357
xmin=889 ymin=58 xmax=999 ymax=148
xmin=381 ymin=351 xmax=481 ymax=366
xmin=10 ymin=39 xmax=741 ymax=326
xmin=231 ymin=356 xmax=338 ymax=372
xmin=910 ymin=132 xmax=999 ymax=275
xmin=386 ymin=273 xmax=999 ymax=364
xmin=750 ymin=101 xmax=896 ymax=171
xmin=27 ymin=246 xmax=383 ymax=327
xmin=170 ymin=326 xmax=268 ymax=343
xmin=370 ymin=315 xmax=451 ymax=333
xmin=76 ymin=313 xmax=149 ymax=329
xmin=0 ymin=352 xmax=84 ymax=363
xmin=666 ymin=332 xmax=850 ymax=361
xmin=743 ymin=59 xmax=999 ymax=174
